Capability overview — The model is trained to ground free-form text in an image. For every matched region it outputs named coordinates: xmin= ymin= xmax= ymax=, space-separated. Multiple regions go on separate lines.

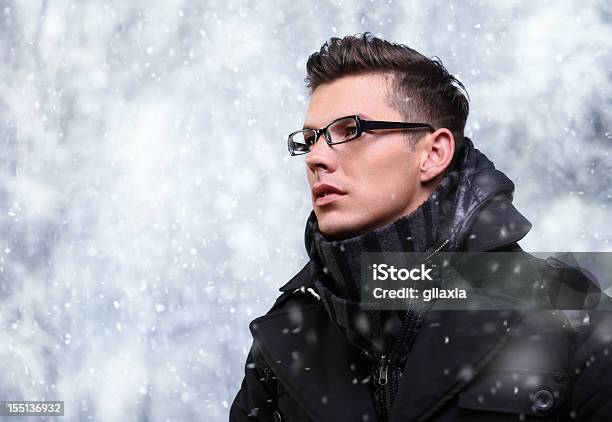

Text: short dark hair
xmin=305 ymin=32 xmax=469 ymax=150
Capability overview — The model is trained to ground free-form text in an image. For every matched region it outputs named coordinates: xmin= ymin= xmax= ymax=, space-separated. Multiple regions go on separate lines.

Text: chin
xmin=316 ymin=212 xmax=363 ymax=240
xmin=318 ymin=206 xmax=403 ymax=240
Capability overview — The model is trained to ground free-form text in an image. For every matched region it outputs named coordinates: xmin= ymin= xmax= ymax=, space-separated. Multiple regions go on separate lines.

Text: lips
xmin=312 ymin=183 xmax=347 ymax=206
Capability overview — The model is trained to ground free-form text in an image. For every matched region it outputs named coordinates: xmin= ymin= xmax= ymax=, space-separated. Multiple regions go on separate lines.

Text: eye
xmin=345 ymin=126 xmax=357 ymax=136
xmin=304 ymin=133 xmax=317 ymax=145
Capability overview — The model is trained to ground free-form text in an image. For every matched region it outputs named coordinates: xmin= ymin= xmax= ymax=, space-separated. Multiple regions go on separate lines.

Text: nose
xmin=305 ymin=133 xmax=338 ymax=175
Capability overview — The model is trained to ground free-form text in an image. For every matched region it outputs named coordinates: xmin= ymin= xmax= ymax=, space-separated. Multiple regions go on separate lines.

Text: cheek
xmin=348 ymin=142 xmax=417 ymax=199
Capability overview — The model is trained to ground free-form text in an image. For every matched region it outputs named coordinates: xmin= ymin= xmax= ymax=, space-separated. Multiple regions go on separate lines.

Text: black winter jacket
xmin=230 ymin=138 xmax=612 ymax=421
xmin=230 ymin=257 xmax=612 ymax=421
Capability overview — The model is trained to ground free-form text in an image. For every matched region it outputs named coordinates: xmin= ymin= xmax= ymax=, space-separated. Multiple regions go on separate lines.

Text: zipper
xmin=425 ymin=239 xmax=450 ymax=261
xmin=375 ymin=314 xmax=414 ymax=419
xmin=377 ymin=355 xmax=388 ymax=385
xmin=371 ymin=239 xmax=450 ymax=421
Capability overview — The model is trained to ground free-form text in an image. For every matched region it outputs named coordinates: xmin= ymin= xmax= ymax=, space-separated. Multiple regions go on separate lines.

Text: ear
xmin=419 ymin=128 xmax=455 ymax=183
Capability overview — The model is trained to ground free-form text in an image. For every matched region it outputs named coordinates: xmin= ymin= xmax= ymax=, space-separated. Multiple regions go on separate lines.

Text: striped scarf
xmin=304 ymin=173 xmax=458 ymax=355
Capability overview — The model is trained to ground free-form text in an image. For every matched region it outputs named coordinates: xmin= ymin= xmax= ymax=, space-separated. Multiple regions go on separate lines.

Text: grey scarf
xmin=304 ymin=171 xmax=459 ymax=355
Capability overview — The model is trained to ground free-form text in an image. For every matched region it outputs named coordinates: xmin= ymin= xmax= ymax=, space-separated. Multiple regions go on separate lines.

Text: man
xmin=230 ymin=33 xmax=612 ymax=421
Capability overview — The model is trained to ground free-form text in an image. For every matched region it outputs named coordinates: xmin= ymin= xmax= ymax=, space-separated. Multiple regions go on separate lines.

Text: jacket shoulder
xmin=246 ymin=262 xmax=322 ymax=366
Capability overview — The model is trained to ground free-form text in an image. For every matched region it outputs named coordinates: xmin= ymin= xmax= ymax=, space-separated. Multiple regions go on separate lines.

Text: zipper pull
xmin=377 ymin=355 xmax=389 ymax=385
xmin=263 ymin=365 xmax=272 ymax=383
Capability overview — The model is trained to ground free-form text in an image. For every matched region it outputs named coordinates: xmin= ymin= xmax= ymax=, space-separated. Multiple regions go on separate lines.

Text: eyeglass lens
xmin=289 ymin=117 xmax=359 ymax=155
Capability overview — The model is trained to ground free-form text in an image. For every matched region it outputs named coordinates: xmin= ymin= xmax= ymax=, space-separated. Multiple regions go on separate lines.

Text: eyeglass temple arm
xmin=360 ymin=120 xmax=435 ymax=132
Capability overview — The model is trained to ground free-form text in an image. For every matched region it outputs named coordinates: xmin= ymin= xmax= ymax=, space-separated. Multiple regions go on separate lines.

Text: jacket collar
xmin=464 ymin=193 xmax=532 ymax=251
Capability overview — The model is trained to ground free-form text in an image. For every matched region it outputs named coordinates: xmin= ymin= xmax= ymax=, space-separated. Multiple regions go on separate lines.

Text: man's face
xmin=304 ymin=73 xmax=431 ymax=239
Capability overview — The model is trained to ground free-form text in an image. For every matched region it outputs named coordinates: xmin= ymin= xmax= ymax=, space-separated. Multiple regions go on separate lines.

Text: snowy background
xmin=0 ymin=0 xmax=610 ymax=420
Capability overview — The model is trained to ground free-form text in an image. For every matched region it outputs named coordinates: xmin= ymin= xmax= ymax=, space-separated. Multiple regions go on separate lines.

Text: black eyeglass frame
xmin=287 ymin=115 xmax=435 ymax=156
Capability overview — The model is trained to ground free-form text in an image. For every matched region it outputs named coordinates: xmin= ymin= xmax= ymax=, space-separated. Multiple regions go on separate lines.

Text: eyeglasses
xmin=287 ymin=115 xmax=435 ymax=156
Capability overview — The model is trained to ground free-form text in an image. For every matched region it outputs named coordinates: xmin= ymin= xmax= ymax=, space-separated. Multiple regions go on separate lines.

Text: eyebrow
xmin=302 ymin=113 xmax=374 ymax=130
